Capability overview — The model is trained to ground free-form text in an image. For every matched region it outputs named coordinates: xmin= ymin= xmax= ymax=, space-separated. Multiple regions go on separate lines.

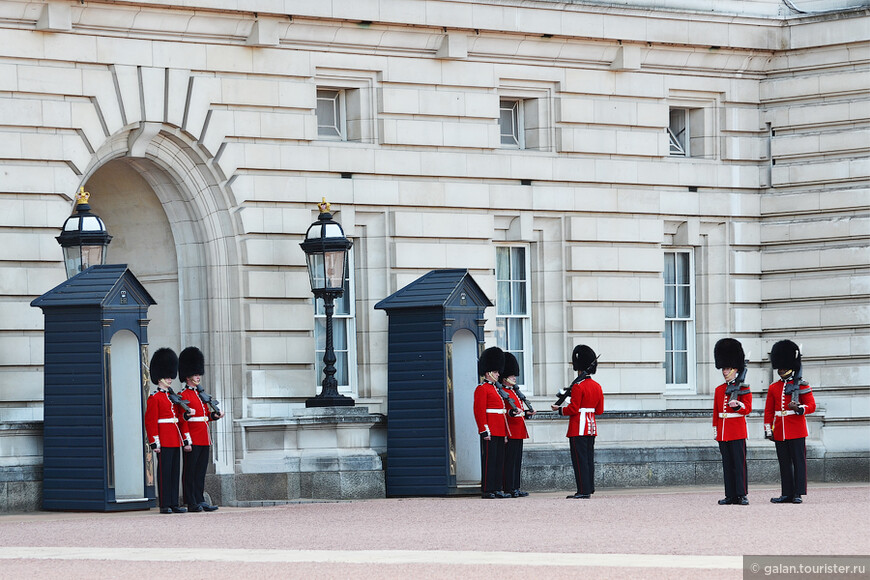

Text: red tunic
xmin=473 ymin=381 xmax=508 ymax=437
xmin=505 ymin=388 xmax=528 ymax=440
xmin=561 ymin=377 xmax=604 ymax=437
xmin=763 ymin=380 xmax=816 ymax=441
xmin=181 ymin=387 xmax=218 ymax=446
xmin=144 ymin=390 xmax=190 ymax=448
xmin=712 ymin=383 xmax=752 ymax=441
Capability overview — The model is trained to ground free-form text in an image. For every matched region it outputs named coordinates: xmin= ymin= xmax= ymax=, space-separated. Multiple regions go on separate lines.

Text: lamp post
xmin=300 ymin=199 xmax=354 ymax=408
xmin=56 ymin=187 xmax=112 ymax=279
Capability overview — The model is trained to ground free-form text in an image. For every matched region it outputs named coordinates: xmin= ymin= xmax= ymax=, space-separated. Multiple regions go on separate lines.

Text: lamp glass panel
xmin=324 ymin=250 xmax=346 ymax=289
xmin=62 ymin=245 xmax=82 ymax=279
xmin=81 ymin=244 xmax=105 ymax=269
xmin=307 ymin=253 xmax=325 ymax=290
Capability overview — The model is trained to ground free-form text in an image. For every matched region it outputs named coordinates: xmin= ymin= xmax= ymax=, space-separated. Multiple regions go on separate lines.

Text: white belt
xmin=157 ymin=418 xmax=178 ymax=424
xmin=486 ymin=409 xmax=506 ymax=414
xmin=719 ymin=413 xmax=742 ymax=418
xmin=187 ymin=416 xmax=208 ymax=422
xmin=775 ymin=410 xmax=796 ymax=417
xmin=578 ymin=408 xmax=595 ymax=435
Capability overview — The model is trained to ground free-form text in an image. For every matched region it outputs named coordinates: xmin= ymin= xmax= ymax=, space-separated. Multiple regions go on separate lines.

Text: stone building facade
xmin=0 ymin=0 xmax=867 ymax=510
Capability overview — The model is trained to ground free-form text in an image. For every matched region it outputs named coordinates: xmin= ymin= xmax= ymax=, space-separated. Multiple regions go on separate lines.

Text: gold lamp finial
xmin=75 ymin=186 xmax=90 ymax=205
xmin=318 ymin=197 xmax=331 ymax=214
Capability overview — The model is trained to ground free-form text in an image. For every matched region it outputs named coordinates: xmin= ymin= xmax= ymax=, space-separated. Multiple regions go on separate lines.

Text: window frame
xmin=314 ymin=249 xmax=357 ymax=395
xmin=495 ymin=245 xmax=533 ymax=392
xmin=668 ymin=108 xmax=689 ymax=157
xmin=316 ymin=88 xmax=347 ymax=141
xmin=500 ymin=98 xmax=525 ymax=149
xmin=663 ymin=249 xmax=696 ymax=392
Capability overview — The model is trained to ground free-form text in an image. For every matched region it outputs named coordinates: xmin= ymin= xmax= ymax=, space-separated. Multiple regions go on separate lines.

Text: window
xmin=495 ymin=246 xmax=532 ymax=389
xmin=500 ymin=99 xmax=524 ymax=148
xmin=669 ymin=108 xmax=688 ymax=156
xmin=664 ymin=251 xmax=695 ymax=389
xmin=314 ymin=250 xmax=356 ymax=394
xmin=317 ymin=89 xmax=345 ymax=140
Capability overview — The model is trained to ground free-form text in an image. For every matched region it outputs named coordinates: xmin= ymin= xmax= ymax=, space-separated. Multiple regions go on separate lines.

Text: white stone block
xmin=247 ymin=335 xmax=313 ymax=365
xmin=139 ymin=66 xmax=166 ymax=122
xmin=246 ymin=302 xmax=313 ymax=332
xmin=97 ymin=36 xmax=152 ymax=67
xmin=112 ymin=64 xmax=142 ymax=126
xmin=183 ymin=75 xmax=220 ymax=138
xmin=36 ymin=3 xmax=71 ymax=31
xmin=70 ymin=100 xmax=107 ymax=156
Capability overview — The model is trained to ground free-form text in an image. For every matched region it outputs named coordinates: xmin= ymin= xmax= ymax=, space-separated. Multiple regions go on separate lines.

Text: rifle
xmin=196 ymin=386 xmax=222 ymax=416
xmin=514 ymin=386 xmax=535 ymax=416
xmin=166 ymin=387 xmax=192 ymax=420
xmin=495 ymin=382 xmax=522 ymax=417
xmin=726 ymin=355 xmax=750 ymax=403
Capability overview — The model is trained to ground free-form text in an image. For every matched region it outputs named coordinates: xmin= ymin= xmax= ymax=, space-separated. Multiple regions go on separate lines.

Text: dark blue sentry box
xmin=375 ymin=269 xmax=492 ymax=497
xmin=32 ymin=264 xmax=157 ymax=511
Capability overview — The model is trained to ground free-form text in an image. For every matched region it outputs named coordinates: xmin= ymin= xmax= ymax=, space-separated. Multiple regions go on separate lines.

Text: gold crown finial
xmin=75 ymin=186 xmax=90 ymax=205
xmin=318 ymin=197 xmax=331 ymax=213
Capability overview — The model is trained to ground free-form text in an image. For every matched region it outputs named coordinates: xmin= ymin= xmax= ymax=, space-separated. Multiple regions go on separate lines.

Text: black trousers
xmin=156 ymin=446 xmax=181 ymax=508
xmin=182 ymin=444 xmax=210 ymax=506
xmin=569 ymin=435 xmax=596 ymax=495
xmin=718 ymin=439 xmax=748 ymax=498
xmin=504 ymin=438 xmax=524 ymax=492
xmin=480 ymin=434 xmax=506 ymax=493
xmin=775 ymin=438 xmax=808 ymax=497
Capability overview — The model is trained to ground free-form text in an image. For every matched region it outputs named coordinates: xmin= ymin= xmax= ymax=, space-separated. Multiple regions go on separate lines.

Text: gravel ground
xmin=0 ymin=483 xmax=867 ymax=579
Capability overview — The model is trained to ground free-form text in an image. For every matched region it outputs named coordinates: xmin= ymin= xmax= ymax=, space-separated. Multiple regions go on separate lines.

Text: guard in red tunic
xmin=764 ymin=340 xmax=816 ymax=504
xmin=712 ymin=338 xmax=752 ymax=506
xmin=552 ymin=345 xmax=604 ymax=499
xmin=179 ymin=347 xmax=224 ymax=512
xmin=145 ymin=348 xmax=192 ymax=514
xmin=473 ymin=346 xmax=510 ymax=499
xmin=502 ymin=352 xmax=534 ymax=498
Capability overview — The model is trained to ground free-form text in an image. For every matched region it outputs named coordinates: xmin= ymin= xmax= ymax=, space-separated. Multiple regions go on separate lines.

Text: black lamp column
xmin=300 ymin=199 xmax=354 ymax=408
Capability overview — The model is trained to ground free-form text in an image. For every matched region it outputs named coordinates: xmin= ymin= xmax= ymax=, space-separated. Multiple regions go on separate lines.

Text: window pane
xmin=677 ymin=286 xmax=690 ymax=318
xmin=317 ymin=89 xmax=342 ymax=138
xmin=332 ymin=318 xmax=348 ymax=350
xmin=495 ymin=318 xmax=507 ymax=348
xmin=497 ymin=281 xmax=511 ymax=315
xmin=507 ymin=318 xmax=523 ymax=351
xmin=673 ymin=321 xmax=687 ymax=350
xmin=511 ymin=247 xmax=525 ymax=280
xmin=664 ymin=321 xmax=673 ymax=350
xmin=315 ymin=317 xmax=326 ymax=350
xmin=674 ymin=352 xmax=688 ymax=384
xmin=496 ymin=247 xmax=510 ymax=281
xmin=500 ymin=100 xmax=519 ymax=146
xmin=664 ymin=286 xmax=676 ymax=318
xmin=512 ymin=281 xmax=526 ymax=315
xmin=663 ymin=253 xmax=675 ymax=284
xmin=665 ymin=352 xmax=673 ymax=383
xmin=676 ymin=253 xmax=690 ymax=284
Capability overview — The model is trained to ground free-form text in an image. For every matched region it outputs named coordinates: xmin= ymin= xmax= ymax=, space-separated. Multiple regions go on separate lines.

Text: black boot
xmin=770 ymin=495 xmax=793 ymax=504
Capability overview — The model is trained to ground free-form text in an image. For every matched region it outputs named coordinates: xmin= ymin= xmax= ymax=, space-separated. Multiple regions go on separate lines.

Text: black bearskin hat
xmin=572 ymin=344 xmax=598 ymax=374
xmin=478 ymin=346 xmax=505 ymax=376
xmin=149 ymin=348 xmax=178 ymax=385
xmin=714 ymin=338 xmax=745 ymax=371
xmin=178 ymin=346 xmax=205 ymax=382
xmin=502 ymin=352 xmax=520 ymax=379
xmin=770 ymin=340 xmax=801 ymax=372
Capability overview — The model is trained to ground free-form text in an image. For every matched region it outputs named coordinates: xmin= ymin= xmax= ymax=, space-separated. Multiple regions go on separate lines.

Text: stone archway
xmin=81 ymin=126 xmax=243 ymax=478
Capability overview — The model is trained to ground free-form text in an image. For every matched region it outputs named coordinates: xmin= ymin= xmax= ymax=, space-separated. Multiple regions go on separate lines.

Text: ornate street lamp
xmin=300 ymin=198 xmax=354 ymax=407
xmin=56 ymin=187 xmax=112 ymax=280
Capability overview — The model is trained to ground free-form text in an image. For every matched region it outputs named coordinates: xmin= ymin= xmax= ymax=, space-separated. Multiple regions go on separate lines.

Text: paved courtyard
xmin=0 ymin=483 xmax=867 ymax=579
